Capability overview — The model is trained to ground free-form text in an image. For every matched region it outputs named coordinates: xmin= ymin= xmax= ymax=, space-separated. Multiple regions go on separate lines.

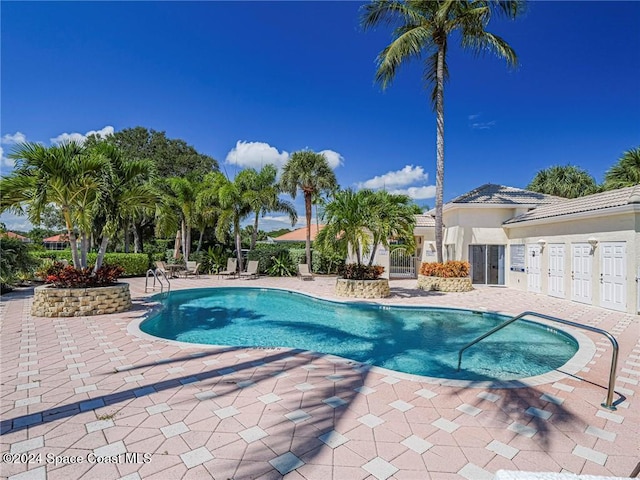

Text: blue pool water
xmin=140 ymin=287 xmax=579 ymax=381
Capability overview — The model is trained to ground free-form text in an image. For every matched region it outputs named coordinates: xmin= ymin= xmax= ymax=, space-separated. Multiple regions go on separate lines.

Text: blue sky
xmin=2 ymin=1 xmax=639 ymax=232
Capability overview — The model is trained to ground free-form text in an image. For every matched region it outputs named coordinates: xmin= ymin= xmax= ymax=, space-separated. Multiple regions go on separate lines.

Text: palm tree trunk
xmin=132 ymin=224 xmax=142 ymax=253
xmin=196 ymin=230 xmax=204 ymax=254
xmin=80 ymin=232 xmax=88 ymax=268
xmin=62 ymin=210 xmax=81 ymax=268
xmin=434 ymin=44 xmax=446 ymax=264
xmin=173 ymin=230 xmax=181 ymax=259
xmin=304 ymin=193 xmax=312 ymax=270
xmin=234 ymin=219 xmax=243 ymax=272
xmin=251 ymin=213 xmax=259 ymax=250
xmin=124 ymin=223 xmax=130 ymax=253
xmin=93 ymin=236 xmax=110 ymax=273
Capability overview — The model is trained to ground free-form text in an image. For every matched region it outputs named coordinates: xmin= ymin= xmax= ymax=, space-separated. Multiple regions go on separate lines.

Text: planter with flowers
xmin=335 ymin=263 xmax=390 ymax=298
xmin=417 ymin=261 xmax=473 ymax=292
xmin=32 ymin=262 xmax=131 ymax=317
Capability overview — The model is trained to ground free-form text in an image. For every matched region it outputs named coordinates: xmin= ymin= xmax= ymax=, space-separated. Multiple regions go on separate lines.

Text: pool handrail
xmin=145 ymin=268 xmax=171 ymax=294
xmin=456 ymin=311 xmax=619 ymax=410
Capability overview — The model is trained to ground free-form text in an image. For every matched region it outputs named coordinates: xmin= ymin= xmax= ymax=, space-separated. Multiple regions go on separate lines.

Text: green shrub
xmin=30 ymin=251 xmax=149 ymax=276
xmin=248 ymin=244 xmax=291 ymax=274
xmin=1 ymin=237 xmax=40 ymax=290
xmin=340 ymin=263 xmax=384 ymax=280
xmin=267 ymin=253 xmax=295 ymax=277
xmin=420 ymin=261 xmax=470 ymax=278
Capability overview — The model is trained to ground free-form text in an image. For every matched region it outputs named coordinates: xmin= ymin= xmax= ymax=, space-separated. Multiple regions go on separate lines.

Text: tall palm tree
xmin=527 ymin=164 xmax=599 ymax=198
xmin=362 ymin=0 xmax=524 ymax=262
xmin=603 ymin=147 xmax=640 ymax=190
xmin=89 ymin=142 xmax=157 ymax=272
xmin=280 ymin=150 xmax=338 ymax=269
xmin=2 ymin=141 xmax=107 ymax=268
xmin=198 ymin=172 xmax=252 ymax=271
xmin=158 ymin=176 xmax=202 ymax=261
xmin=238 ymin=165 xmax=298 ymax=250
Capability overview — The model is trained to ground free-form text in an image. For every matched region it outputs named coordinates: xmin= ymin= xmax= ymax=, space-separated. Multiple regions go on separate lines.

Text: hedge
xmin=31 ymin=251 xmax=149 ymax=276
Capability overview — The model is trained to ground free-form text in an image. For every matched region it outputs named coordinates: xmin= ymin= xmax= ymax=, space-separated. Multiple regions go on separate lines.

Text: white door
xmin=548 ymin=244 xmax=565 ymax=298
xmin=600 ymin=242 xmax=626 ymax=312
xmin=572 ymin=244 xmax=592 ymax=304
xmin=527 ymin=245 xmax=541 ymax=293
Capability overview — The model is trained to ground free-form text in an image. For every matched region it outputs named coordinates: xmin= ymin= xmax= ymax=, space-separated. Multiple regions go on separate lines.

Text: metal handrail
xmin=145 ymin=268 xmax=171 ymax=294
xmin=457 ymin=311 xmax=620 ymax=410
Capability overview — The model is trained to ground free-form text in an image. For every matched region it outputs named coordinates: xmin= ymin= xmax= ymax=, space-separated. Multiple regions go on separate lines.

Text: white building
xmin=408 ymin=184 xmax=640 ymax=315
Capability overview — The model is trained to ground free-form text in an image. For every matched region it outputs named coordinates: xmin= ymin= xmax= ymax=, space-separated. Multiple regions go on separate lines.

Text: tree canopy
xmin=527 ymin=165 xmax=599 ymax=198
xmin=85 ymin=126 xmax=218 ymax=178
xmin=603 ymin=147 xmax=640 ymax=190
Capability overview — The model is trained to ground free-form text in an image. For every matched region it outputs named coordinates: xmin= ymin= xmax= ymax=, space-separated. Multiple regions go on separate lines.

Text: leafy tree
xmin=603 ymin=147 xmax=640 ymax=190
xmin=280 ymin=150 xmax=338 ymax=269
xmin=238 ymin=164 xmax=297 ymax=250
xmin=362 ymin=0 xmax=524 ymax=262
xmin=527 ymin=165 xmax=599 ymax=198
xmin=2 ymin=141 xmax=107 ymax=268
xmin=86 ymin=126 xmax=218 ymax=178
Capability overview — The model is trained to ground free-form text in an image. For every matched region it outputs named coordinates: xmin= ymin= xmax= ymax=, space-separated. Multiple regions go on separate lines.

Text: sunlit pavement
xmin=1 ymin=274 xmax=638 ymax=480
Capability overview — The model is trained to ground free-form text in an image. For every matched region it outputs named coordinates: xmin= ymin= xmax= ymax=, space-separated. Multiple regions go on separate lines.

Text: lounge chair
xmin=218 ymin=258 xmax=238 ymax=279
xmin=240 ymin=260 xmax=259 ymax=280
xmin=155 ymin=261 xmax=169 ymax=277
xmin=298 ymin=264 xmax=313 ymax=281
xmin=181 ymin=261 xmax=201 ymax=278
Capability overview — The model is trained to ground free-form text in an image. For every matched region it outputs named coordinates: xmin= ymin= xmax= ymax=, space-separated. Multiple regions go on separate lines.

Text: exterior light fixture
xmin=537 ymin=239 xmax=546 ymax=248
xmin=588 ymin=237 xmax=598 ymax=248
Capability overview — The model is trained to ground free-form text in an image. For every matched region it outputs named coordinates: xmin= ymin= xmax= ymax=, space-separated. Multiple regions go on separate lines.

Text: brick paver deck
xmin=1 ymin=275 xmax=638 ymax=479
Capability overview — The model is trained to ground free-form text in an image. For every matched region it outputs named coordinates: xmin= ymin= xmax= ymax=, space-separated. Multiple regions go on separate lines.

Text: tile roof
xmin=2 ymin=231 xmax=30 ymax=241
xmin=415 ymin=214 xmax=435 ymax=227
xmin=504 ymin=185 xmax=640 ymax=224
xmin=273 ymin=225 xmax=325 ymax=242
xmin=43 ymin=234 xmax=70 ymax=242
xmin=449 ymin=184 xmax=563 ymax=206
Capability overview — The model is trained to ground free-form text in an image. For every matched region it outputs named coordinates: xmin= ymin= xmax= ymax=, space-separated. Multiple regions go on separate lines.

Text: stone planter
xmin=335 ymin=278 xmax=390 ymax=298
xmin=417 ymin=275 xmax=473 ymax=293
xmin=31 ymin=283 xmax=132 ymax=317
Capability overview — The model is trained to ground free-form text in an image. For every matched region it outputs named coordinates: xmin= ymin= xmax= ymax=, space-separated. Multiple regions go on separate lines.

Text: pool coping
xmin=127 ymin=285 xmax=597 ymax=390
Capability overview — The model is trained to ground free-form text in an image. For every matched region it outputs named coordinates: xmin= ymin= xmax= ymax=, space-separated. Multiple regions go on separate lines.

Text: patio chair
xmin=181 ymin=261 xmax=201 ymax=278
xmin=240 ymin=260 xmax=259 ymax=280
xmin=298 ymin=264 xmax=313 ymax=281
xmin=218 ymin=258 xmax=238 ymax=279
xmin=155 ymin=261 xmax=169 ymax=277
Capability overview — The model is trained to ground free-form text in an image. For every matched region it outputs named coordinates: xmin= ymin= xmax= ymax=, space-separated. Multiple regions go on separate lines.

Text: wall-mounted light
xmin=537 ymin=239 xmax=546 ymax=248
xmin=587 ymin=237 xmax=598 ymax=248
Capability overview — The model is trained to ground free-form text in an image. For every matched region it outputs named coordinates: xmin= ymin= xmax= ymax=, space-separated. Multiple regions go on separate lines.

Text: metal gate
xmin=389 ymin=248 xmax=417 ymax=278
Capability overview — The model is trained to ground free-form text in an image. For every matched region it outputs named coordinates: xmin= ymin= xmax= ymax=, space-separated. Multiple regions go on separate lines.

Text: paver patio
xmin=1 ymin=275 xmax=638 ymax=479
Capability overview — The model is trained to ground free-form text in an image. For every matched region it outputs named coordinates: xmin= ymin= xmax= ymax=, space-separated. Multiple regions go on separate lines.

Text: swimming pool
xmin=139 ymin=287 xmax=579 ymax=382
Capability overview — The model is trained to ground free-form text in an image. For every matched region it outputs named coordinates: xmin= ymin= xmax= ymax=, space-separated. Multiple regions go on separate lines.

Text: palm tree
xmin=89 ymin=142 xmax=157 ymax=272
xmin=361 ymin=0 xmax=524 ymax=262
xmin=238 ymin=165 xmax=298 ymax=250
xmin=527 ymin=165 xmax=599 ymax=198
xmin=316 ymin=189 xmax=373 ymax=265
xmin=198 ymin=172 xmax=252 ymax=272
xmin=158 ymin=176 xmax=202 ymax=261
xmin=366 ymin=190 xmax=421 ymax=266
xmin=603 ymin=147 xmax=640 ymax=190
xmin=280 ymin=150 xmax=338 ymax=269
xmin=2 ymin=141 xmax=107 ymax=268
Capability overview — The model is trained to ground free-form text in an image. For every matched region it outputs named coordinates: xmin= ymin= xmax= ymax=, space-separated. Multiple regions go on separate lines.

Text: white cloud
xmin=1 ymin=132 xmax=27 ymax=144
xmin=318 ymin=149 xmax=343 ymax=169
xmin=50 ymin=125 xmax=114 ymax=145
xmin=0 ymin=146 xmax=15 ymax=173
xmin=468 ymin=113 xmax=481 ymax=120
xmin=471 ymin=121 xmax=496 ymax=130
xmin=390 ymin=185 xmax=436 ymax=200
xmin=357 ymin=165 xmax=428 ymax=189
xmin=0 ymin=211 xmax=33 ymax=232
xmin=226 ymin=141 xmax=289 ymax=170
